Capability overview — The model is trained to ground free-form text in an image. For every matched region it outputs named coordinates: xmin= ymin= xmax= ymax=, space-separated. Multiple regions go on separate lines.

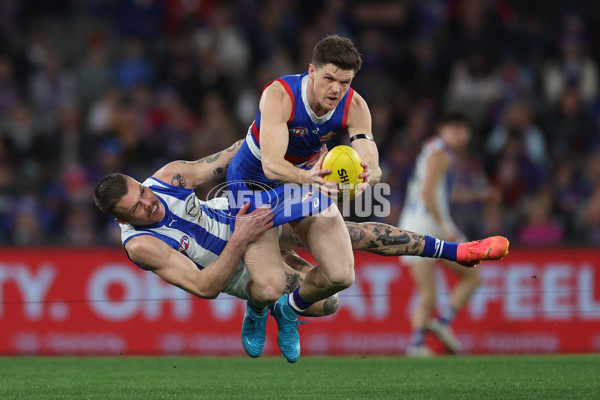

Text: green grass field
xmin=1 ymin=355 xmax=599 ymax=400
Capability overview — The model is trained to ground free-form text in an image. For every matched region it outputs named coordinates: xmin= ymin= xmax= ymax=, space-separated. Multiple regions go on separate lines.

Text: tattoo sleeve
xmin=347 ymin=224 xmax=365 ymax=244
xmin=346 ymin=222 xmax=424 ymax=256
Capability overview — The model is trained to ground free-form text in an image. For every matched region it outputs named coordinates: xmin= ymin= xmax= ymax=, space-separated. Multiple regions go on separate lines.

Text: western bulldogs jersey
xmin=229 ymin=71 xmax=354 ymax=186
xmin=120 ymin=177 xmax=250 ymax=299
xmin=226 ymin=72 xmax=352 ymax=224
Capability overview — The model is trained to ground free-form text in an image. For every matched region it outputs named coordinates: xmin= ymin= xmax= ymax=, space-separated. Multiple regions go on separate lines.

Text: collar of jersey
xmin=301 ymin=73 xmax=335 ymax=125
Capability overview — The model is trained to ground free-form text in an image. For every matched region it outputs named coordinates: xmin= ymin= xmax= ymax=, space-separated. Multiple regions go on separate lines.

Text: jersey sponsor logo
xmin=319 ymin=131 xmax=336 ymax=143
xmin=178 ymin=236 xmax=190 ymax=252
xmin=185 ymin=196 xmax=201 ymax=217
xmin=289 ymin=127 xmax=308 ymax=137
xmin=301 ymin=189 xmax=313 ymax=202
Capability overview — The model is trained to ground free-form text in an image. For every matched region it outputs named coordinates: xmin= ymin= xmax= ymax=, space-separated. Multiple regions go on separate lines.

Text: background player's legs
xmin=441 ymin=259 xmax=482 ymax=316
xmin=289 ymin=204 xmax=355 ymax=305
xmin=407 ymin=258 xmax=436 ymax=356
xmin=424 ymin=259 xmax=481 ymax=354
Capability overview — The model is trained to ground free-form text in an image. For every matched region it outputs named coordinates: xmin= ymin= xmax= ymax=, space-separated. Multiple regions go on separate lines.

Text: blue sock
xmin=410 ymin=328 xmax=426 ymax=347
xmin=422 ymin=235 xmax=458 ymax=261
xmin=288 ymin=288 xmax=314 ymax=315
xmin=247 ymin=298 xmax=266 ymax=314
xmin=438 ymin=305 xmax=457 ymax=325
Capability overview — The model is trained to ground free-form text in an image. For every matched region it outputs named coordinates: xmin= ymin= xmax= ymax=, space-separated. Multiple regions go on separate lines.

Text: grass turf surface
xmin=1 ymin=355 xmax=598 ymax=399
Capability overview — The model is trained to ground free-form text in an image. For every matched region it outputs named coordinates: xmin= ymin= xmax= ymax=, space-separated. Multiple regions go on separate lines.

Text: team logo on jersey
xmin=301 ymin=190 xmax=314 ymax=202
xmin=178 ymin=236 xmax=190 ymax=252
xmin=319 ymin=131 xmax=336 ymax=143
xmin=290 ymin=127 xmax=308 ymax=136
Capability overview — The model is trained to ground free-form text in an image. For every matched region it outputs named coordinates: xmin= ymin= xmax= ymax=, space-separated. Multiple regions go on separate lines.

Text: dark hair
xmin=312 ymin=35 xmax=362 ymax=72
xmin=93 ymin=173 xmax=129 ymax=217
xmin=438 ymin=111 xmax=470 ymax=127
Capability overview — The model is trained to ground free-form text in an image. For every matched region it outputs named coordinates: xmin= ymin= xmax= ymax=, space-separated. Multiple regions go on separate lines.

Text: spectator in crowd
xmin=0 ymin=0 xmax=597 ymax=247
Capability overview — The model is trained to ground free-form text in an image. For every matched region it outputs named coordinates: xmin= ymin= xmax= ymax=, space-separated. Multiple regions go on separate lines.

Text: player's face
xmin=114 ymin=178 xmax=165 ymax=226
xmin=308 ymin=63 xmax=355 ymax=114
xmin=439 ymin=123 xmax=471 ymax=152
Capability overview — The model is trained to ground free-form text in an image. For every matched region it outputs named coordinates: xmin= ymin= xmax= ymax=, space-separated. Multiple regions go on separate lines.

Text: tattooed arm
xmin=153 ymin=140 xmax=244 ymax=189
xmin=280 ymin=222 xmax=425 ymax=257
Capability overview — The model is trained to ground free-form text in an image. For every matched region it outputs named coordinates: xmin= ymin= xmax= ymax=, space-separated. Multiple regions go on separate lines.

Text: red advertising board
xmin=1 ymin=248 xmax=599 ymax=355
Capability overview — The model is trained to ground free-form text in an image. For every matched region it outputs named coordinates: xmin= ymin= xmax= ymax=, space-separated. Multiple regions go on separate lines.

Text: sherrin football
xmin=322 ymin=145 xmax=364 ymax=201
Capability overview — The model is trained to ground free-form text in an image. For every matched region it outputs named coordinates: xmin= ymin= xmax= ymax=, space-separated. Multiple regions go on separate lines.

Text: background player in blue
xmin=227 ymin=35 xmax=383 ymax=362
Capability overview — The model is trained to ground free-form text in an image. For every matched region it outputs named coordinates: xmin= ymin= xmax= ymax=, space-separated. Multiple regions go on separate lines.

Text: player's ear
xmin=308 ymin=63 xmax=316 ymax=78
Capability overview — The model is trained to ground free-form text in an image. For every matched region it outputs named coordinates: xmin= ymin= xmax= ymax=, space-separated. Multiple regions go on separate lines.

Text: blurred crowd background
xmin=0 ymin=0 xmax=599 ymax=247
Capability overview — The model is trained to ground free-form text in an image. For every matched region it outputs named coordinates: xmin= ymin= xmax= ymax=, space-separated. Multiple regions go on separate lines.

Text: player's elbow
xmin=193 ymin=282 xmax=221 ymax=299
xmin=196 ymin=288 xmax=220 ymax=299
xmin=261 ymin=157 xmax=279 ymax=181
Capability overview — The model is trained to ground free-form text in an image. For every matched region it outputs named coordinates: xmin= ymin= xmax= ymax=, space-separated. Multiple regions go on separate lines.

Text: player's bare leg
xmin=270 ymin=249 xmax=340 ymax=363
xmin=280 ymin=222 xmax=509 ymax=266
xmin=279 ymin=250 xmax=339 ymax=317
xmin=271 ymin=205 xmax=353 ymax=363
xmin=406 ymin=259 xmax=436 ymax=357
xmin=288 ymin=206 xmax=355 ymax=304
xmin=427 ymin=260 xmax=482 ymax=354
xmin=240 ymin=228 xmax=287 ymax=359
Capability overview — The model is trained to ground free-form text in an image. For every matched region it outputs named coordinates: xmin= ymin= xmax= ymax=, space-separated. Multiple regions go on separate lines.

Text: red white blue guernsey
xmin=230 ymin=71 xmax=354 ymax=185
xmin=227 ymin=72 xmax=354 ymax=225
xmin=119 ymin=177 xmax=251 ymax=299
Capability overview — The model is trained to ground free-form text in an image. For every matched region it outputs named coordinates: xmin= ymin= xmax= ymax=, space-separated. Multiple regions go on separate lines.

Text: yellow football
xmin=322 ymin=145 xmax=364 ymax=201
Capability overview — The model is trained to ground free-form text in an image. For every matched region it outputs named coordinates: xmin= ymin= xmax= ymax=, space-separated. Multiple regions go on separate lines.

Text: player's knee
xmin=325 ymin=262 xmax=355 ymax=290
xmin=254 ymin=278 xmax=286 ymax=304
xmin=419 ymin=291 xmax=436 ymax=308
xmin=261 ymin=286 xmax=285 ymax=304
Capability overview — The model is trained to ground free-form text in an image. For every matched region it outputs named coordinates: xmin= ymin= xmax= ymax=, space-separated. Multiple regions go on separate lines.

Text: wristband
xmin=350 ymin=134 xmax=374 ymax=142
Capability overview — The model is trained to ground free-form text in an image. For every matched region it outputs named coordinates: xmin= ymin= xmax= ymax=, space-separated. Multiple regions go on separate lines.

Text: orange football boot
xmin=456 ymin=236 xmax=509 ymax=267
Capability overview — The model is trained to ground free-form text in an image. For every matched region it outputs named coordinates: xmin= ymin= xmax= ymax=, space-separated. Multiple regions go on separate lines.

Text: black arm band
xmin=350 ymin=134 xmax=374 ymax=142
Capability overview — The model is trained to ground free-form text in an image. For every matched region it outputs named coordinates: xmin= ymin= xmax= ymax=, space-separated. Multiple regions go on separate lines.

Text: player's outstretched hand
xmin=304 ymin=149 xmax=339 ymax=196
xmin=233 ymin=203 xmax=274 ymax=244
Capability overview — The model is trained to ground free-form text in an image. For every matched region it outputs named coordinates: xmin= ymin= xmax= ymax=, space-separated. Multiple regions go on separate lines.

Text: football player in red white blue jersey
xmin=227 ymin=35 xmax=382 ymax=363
